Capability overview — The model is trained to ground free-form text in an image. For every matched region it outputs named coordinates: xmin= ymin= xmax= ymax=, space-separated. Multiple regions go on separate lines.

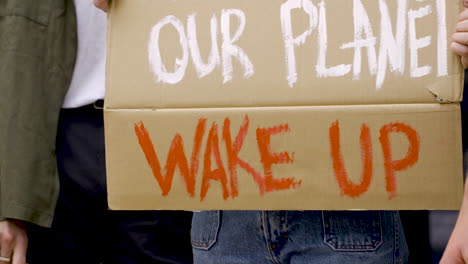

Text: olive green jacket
xmin=0 ymin=0 xmax=77 ymax=227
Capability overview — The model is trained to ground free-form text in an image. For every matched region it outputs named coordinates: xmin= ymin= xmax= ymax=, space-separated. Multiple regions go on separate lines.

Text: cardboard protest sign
xmin=105 ymin=0 xmax=465 ymax=210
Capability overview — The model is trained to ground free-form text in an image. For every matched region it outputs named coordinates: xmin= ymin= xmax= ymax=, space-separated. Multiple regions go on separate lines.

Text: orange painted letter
xmin=223 ymin=116 xmax=264 ymax=197
xmin=256 ymin=124 xmax=300 ymax=193
xmin=201 ymin=122 xmax=230 ymax=201
xmin=134 ymin=119 xmax=206 ymax=197
xmin=379 ymin=123 xmax=420 ymax=199
xmin=329 ymin=121 xmax=373 ymax=198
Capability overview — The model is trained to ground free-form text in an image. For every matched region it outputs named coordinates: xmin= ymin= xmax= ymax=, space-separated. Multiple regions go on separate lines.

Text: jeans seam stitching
xmin=322 ymin=211 xmax=384 ymax=252
xmin=262 ymin=211 xmax=281 ymax=264
xmin=393 ymin=211 xmax=397 ymax=264
xmin=191 ymin=211 xmax=220 ymax=250
xmin=394 ymin=211 xmax=400 ymax=264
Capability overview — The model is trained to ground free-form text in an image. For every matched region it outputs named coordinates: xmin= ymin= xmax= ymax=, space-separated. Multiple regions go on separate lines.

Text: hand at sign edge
xmin=0 ymin=220 xmax=27 ymax=264
xmin=93 ymin=0 xmax=109 ymax=12
xmin=451 ymin=2 xmax=468 ymax=68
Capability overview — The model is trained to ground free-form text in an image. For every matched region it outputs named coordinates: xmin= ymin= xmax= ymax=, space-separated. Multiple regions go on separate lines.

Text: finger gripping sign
xmin=105 ymin=0 xmax=464 ymax=210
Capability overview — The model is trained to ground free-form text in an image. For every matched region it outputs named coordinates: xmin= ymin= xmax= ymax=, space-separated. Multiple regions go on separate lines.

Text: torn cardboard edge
xmin=426 ymin=72 xmax=465 ymax=103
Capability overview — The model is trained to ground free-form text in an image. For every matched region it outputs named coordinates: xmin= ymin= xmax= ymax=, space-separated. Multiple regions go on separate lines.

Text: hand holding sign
xmin=451 ymin=0 xmax=468 ymax=68
xmin=93 ymin=0 xmax=109 ymax=12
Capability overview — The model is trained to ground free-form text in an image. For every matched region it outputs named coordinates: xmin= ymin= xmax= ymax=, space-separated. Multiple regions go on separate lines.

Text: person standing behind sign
xmin=91 ymin=1 xmax=468 ymax=264
xmin=186 ymin=2 xmax=468 ymax=264
xmin=95 ymin=0 xmax=408 ymax=263
xmin=91 ymin=1 xmax=405 ymax=263
xmin=187 ymin=2 xmax=468 ymax=263
xmin=0 ymin=0 xmax=193 ymax=263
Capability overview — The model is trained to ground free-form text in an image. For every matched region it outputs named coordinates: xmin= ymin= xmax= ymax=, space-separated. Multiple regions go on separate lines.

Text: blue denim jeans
xmin=192 ymin=211 xmax=408 ymax=264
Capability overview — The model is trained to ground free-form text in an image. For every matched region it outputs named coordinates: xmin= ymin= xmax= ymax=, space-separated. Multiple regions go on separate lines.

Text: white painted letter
xmin=280 ymin=0 xmax=318 ymax=87
xmin=187 ymin=14 xmax=221 ymax=79
xmin=149 ymin=15 xmax=189 ymax=84
xmin=376 ymin=0 xmax=408 ymax=89
xmin=408 ymin=5 xmax=432 ymax=78
xmin=221 ymin=9 xmax=254 ymax=83
xmin=436 ymin=0 xmax=448 ymax=76
xmin=316 ymin=1 xmax=351 ymax=78
xmin=340 ymin=0 xmax=377 ymax=80
xmin=187 ymin=14 xmax=221 ymax=78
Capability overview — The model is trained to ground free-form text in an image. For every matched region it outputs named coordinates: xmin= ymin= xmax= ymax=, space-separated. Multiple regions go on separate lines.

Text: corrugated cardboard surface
xmin=106 ymin=104 xmax=463 ymax=210
xmin=105 ymin=0 xmax=465 ymax=210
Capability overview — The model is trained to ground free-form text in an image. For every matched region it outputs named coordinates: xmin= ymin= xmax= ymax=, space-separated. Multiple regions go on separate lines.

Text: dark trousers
xmin=27 ymin=105 xmax=193 ymax=264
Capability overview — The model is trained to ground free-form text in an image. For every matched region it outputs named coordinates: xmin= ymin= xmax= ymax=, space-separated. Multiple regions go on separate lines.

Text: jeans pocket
xmin=322 ymin=211 xmax=383 ymax=251
xmin=191 ymin=211 xmax=221 ymax=250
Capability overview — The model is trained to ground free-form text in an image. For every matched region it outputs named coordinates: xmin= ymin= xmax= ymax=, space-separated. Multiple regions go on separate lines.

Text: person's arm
xmin=440 ymin=182 xmax=468 ymax=264
xmin=441 ymin=2 xmax=468 ymax=263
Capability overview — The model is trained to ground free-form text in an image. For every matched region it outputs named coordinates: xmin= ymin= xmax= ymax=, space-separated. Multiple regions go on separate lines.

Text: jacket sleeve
xmin=0 ymin=0 xmax=77 ymax=227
